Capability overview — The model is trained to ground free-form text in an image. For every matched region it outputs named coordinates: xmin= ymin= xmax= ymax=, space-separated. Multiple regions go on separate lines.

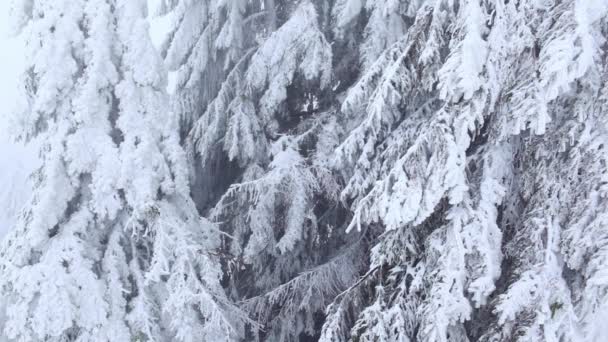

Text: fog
xmin=0 ymin=4 xmax=38 ymax=239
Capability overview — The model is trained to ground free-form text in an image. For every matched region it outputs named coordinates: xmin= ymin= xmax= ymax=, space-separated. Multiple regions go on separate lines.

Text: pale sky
xmin=0 ymin=2 xmax=25 ymax=138
xmin=0 ymin=3 xmax=38 ymax=239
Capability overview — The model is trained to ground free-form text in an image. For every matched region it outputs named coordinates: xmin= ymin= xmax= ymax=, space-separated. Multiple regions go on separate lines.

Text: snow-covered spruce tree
xmin=321 ymin=1 xmax=608 ymax=342
xmin=0 ymin=1 xmax=246 ymax=341
xmin=160 ymin=1 xmax=370 ymax=340
xmin=165 ymin=0 xmax=608 ymax=341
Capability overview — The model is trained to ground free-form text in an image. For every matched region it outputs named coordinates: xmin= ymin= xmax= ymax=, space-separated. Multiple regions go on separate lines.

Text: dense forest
xmin=0 ymin=0 xmax=607 ymax=341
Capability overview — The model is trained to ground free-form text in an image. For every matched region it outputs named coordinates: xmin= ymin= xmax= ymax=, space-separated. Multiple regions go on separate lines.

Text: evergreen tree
xmin=165 ymin=0 xmax=607 ymax=341
xmin=0 ymin=1 xmax=244 ymax=341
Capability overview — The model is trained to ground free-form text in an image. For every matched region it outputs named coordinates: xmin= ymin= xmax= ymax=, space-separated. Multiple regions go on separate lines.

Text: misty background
xmin=0 ymin=4 xmax=38 ymax=239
